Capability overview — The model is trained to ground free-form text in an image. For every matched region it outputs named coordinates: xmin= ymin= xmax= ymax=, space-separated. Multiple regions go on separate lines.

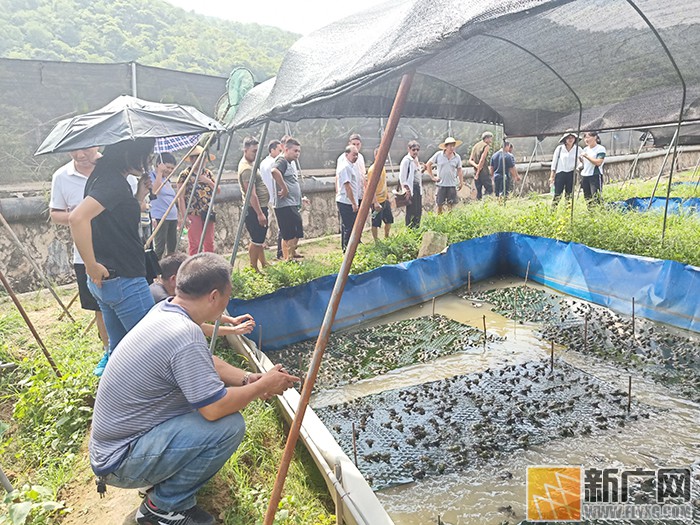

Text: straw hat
xmin=559 ymin=130 xmax=580 ymax=143
xmin=439 ymin=136 xmax=463 ymax=149
xmin=188 ymin=145 xmax=216 ymax=161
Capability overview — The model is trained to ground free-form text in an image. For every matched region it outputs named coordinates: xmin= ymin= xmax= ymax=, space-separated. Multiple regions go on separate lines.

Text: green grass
xmin=232 ymin=172 xmax=700 ymax=300
xmin=0 ymin=293 xmax=334 ymax=524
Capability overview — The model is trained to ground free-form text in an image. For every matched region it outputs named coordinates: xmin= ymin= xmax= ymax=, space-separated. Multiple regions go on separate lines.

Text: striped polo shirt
xmin=89 ymin=300 xmax=226 ymax=475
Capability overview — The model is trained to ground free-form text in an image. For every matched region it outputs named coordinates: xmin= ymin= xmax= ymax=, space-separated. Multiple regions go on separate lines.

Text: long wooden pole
xmin=263 ymin=70 xmax=416 ymax=525
xmin=0 ymin=267 xmax=61 ymax=377
xmin=0 ymin=211 xmax=74 ymax=322
xmin=143 ymin=133 xmax=216 ymax=250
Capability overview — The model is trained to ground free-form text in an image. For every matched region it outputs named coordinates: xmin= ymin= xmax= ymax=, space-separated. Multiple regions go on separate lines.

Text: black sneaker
xmin=135 ymin=498 xmax=215 ymax=525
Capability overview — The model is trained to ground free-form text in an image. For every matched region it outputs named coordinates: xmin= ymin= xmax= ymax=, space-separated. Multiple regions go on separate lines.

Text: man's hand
xmin=257 ymin=212 xmax=268 ymax=227
xmin=258 ymin=364 xmax=300 ymax=399
xmin=278 ymin=184 xmax=289 ymax=199
xmin=86 ymin=262 xmax=110 ymax=287
xmin=352 ymin=202 xmax=358 ymax=213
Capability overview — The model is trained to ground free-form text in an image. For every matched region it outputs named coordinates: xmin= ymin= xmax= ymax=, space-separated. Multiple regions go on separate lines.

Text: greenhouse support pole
xmin=198 ymin=133 xmax=233 ymax=253
xmin=647 ymin=129 xmax=678 ymax=209
xmin=263 ymin=70 xmax=415 ymax=525
xmin=477 ymin=34 xmax=582 ymax=223
xmin=0 ymin=267 xmax=61 ymax=378
xmin=0 ymin=211 xmax=75 ymax=322
xmin=624 ymin=0 xmax=686 ymax=242
xmin=206 ymin=123 xmax=268 ymax=349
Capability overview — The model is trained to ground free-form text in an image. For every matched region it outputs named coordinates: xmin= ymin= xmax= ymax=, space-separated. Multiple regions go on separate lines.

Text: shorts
xmin=274 ymin=206 xmax=304 ymax=241
xmin=244 ymin=207 xmax=269 ymax=245
xmin=436 ymin=186 xmax=458 ymax=206
xmin=74 ymin=263 xmax=100 ymax=311
xmin=371 ymin=200 xmax=394 ymax=227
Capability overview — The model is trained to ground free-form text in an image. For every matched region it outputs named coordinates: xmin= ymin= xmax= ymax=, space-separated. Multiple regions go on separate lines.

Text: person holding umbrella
xmin=68 ymin=138 xmax=157 ymax=375
xmin=177 ymin=146 xmax=219 ymax=255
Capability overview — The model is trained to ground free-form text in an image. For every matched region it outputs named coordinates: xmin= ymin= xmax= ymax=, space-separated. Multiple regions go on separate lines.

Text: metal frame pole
xmin=478 ymin=34 xmax=583 ymax=223
xmin=647 ymin=128 xmax=678 ymax=210
xmin=0 ymin=267 xmax=61 ymax=377
xmin=0 ymin=211 xmax=74 ymax=322
xmin=207 ymin=122 xmax=269 ymax=348
xmin=263 ymin=70 xmax=415 ymax=525
xmin=624 ymin=0 xmax=687 ymax=242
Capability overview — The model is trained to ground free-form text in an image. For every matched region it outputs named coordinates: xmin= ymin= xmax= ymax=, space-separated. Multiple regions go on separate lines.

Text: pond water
xmin=283 ymin=277 xmax=700 ymax=524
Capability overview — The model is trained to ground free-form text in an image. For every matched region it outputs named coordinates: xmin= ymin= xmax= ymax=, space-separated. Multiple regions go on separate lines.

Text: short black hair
xmin=349 ymin=133 xmax=362 ymax=142
xmin=243 ymin=136 xmax=259 ymax=149
xmin=156 ymin=152 xmax=176 ymax=165
xmin=285 ymin=138 xmax=300 ymax=148
xmin=97 ymin=137 xmax=155 ymax=176
xmin=159 ymin=252 xmax=187 ymax=280
xmin=176 ymin=253 xmax=231 ymax=298
xmin=268 ymin=140 xmax=281 ymax=153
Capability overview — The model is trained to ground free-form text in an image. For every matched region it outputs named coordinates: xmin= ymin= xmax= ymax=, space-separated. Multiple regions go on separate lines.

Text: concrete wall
xmin=1 ymin=147 xmax=698 ymax=293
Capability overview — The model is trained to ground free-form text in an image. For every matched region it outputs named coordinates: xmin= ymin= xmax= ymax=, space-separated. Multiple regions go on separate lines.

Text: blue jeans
xmin=88 ymin=276 xmax=154 ymax=353
xmin=104 ymin=411 xmax=245 ymax=511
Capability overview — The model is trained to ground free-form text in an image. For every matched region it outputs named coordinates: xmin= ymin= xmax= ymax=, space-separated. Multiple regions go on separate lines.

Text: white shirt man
xmin=49 ymin=147 xmax=109 ymax=361
xmin=260 ymin=140 xmax=283 ymax=208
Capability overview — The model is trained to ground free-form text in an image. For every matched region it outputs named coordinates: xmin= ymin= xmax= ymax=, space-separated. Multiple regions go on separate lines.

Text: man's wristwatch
xmin=241 ymin=372 xmax=252 ymax=386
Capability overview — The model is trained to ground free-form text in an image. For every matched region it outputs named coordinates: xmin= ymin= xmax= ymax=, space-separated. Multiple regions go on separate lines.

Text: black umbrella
xmin=35 ymin=95 xmax=225 ymax=155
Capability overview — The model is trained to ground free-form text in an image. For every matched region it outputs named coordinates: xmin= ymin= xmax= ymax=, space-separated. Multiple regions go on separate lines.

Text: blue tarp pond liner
xmin=614 ymin=197 xmax=700 ymax=214
xmin=228 ymin=233 xmax=700 ymax=350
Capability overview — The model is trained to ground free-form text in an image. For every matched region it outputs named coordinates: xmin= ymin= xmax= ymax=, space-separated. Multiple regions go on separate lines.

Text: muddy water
xmin=310 ymin=277 xmax=700 ymax=525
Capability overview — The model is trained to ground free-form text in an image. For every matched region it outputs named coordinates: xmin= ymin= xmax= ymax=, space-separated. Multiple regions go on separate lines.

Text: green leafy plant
xmin=0 ymin=485 xmax=66 ymax=525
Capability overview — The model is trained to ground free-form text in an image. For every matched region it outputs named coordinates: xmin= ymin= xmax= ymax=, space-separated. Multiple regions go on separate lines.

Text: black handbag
xmin=144 ymin=249 xmax=161 ymax=285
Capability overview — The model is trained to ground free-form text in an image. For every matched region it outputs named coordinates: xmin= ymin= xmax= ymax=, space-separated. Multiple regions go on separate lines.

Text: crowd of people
xmin=46 ymin=127 xmax=606 ymax=524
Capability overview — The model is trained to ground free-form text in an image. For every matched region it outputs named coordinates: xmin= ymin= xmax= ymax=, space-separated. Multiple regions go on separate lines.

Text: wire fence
xmin=0 ymin=57 xmax=646 ymax=189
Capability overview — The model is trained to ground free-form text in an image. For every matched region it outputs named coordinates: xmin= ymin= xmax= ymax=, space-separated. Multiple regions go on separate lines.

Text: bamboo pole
xmin=0 ymin=211 xmax=74 ymax=322
xmin=144 ymin=133 xmax=216 ymax=250
xmin=0 ymin=268 xmax=61 ymax=377
xmin=263 ymin=71 xmax=416 ymax=525
xmin=57 ymin=290 xmax=80 ymax=321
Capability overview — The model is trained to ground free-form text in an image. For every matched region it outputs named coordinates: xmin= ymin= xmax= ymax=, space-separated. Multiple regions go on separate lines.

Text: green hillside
xmin=0 ymin=0 xmax=299 ymax=79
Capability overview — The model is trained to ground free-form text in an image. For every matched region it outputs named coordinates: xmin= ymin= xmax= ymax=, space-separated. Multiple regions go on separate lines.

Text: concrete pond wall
xmin=1 ymin=147 xmax=698 ymax=293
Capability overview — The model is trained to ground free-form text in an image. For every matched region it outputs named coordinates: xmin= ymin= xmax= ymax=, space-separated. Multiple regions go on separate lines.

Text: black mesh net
xmin=232 ymin=0 xmax=700 ymax=137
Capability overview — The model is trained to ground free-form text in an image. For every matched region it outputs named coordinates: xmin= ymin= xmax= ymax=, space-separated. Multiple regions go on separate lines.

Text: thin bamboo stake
xmin=0 ymin=211 xmax=74 ymax=322
xmin=57 ymin=290 xmax=80 ymax=321
xmin=0 ymin=268 xmax=61 ymax=377
xmin=627 ymin=376 xmax=632 ymax=412
xmin=351 ymin=423 xmax=358 ymax=465
xmin=81 ymin=316 xmax=96 ymax=337
xmin=263 ymin=71 xmax=415 ymax=525
xmin=524 ymin=261 xmax=531 ymax=285
xmin=144 ymin=133 xmax=216 ymax=250
xmin=152 ymin=140 xmax=203 ymax=195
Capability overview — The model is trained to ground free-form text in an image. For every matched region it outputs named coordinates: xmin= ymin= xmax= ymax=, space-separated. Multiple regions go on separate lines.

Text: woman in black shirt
xmin=70 ymin=138 xmax=156 ymax=375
